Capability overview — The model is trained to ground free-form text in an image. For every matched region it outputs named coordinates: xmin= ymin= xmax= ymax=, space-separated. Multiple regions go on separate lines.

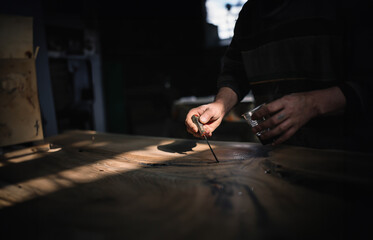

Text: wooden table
xmin=1 ymin=130 xmax=372 ymax=240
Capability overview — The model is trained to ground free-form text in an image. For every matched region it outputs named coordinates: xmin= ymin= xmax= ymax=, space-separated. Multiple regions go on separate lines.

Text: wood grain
xmin=1 ymin=130 xmax=372 ymax=240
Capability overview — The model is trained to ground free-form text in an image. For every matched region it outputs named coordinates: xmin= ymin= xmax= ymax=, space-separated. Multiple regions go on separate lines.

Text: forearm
xmin=214 ymin=87 xmax=239 ymax=116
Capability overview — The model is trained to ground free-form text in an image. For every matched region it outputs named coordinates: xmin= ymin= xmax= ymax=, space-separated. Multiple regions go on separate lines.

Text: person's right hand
xmin=185 ymin=102 xmax=225 ymax=138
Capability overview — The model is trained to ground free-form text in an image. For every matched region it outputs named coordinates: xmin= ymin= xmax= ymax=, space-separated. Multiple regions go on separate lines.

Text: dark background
xmin=2 ymin=0 xmax=253 ymax=142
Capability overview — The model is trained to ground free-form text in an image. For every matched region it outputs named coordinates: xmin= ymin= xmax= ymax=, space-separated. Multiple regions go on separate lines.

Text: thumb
xmin=199 ymin=108 xmax=216 ymax=124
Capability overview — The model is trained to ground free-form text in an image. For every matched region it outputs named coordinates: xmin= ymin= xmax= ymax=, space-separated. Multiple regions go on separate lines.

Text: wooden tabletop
xmin=1 ymin=130 xmax=372 ymax=240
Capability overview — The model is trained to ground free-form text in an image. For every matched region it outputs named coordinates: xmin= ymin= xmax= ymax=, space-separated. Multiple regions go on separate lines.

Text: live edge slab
xmin=1 ymin=130 xmax=372 ymax=240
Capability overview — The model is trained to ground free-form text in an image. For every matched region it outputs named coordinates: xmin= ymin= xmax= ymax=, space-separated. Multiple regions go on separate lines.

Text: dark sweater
xmin=217 ymin=0 xmax=373 ymax=152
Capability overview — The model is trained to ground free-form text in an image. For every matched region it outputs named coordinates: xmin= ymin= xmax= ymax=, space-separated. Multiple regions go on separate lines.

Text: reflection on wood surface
xmin=1 ymin=130 xmax=372 ymax=239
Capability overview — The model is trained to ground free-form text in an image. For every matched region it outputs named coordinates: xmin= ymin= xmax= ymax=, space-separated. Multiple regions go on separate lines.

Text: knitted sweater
xmin=217 ymin=0 xmax=373 ymax=151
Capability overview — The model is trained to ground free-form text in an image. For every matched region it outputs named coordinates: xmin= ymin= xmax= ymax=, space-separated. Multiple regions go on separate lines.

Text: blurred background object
xmin=1 ymin=0 xmax=254 ymax=144
xmin=0 ymin=15 xmax=44 ymax=147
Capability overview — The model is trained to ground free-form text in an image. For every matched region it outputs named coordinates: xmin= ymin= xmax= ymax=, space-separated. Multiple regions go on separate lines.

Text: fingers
xmin=185 ymin=104 xmax=221 ymax=138
xmin=250 ymin=104 xmax=270 ymax=120
xmin=272 ymin=126 xmax=297 ymax=145
xmin=252 ymin=110 xmax=288 ymax=134
xmin=185 ymin=105 xmax=207 ymax=133
xmin=251 ymin=100 xmax=284 ymax=120
xmin=199 ymin=109 xmax=215 ymax=124
xmin=259 ymin=118 xmax=292 ymax=141
xmin=198 ymin=108 xmax=219 ymax=137
xmin=187 ymin=124 xmax=202 ymax=138
xmin=252 ymin=107 xmax=297 ymax=145
xmin=250 ymin=94 xmax=316 ymax=146
xmin=185 ymin=111 xmax=202 ymax=138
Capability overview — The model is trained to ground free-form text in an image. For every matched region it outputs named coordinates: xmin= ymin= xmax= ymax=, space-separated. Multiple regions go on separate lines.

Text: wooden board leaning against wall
xmin=0 ymin=14 xmax=44 ymax=147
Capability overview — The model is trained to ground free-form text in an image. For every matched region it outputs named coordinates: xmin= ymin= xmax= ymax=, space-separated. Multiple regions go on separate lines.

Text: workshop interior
xmin=1 ymin=1 xmax=373 ymax=240
xmin=1 ymin=0 xmax=254 ymax=146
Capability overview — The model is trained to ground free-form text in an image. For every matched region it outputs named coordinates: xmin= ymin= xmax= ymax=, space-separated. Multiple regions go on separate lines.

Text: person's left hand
xmin=251 ymin=93 xmax=318 ymax=145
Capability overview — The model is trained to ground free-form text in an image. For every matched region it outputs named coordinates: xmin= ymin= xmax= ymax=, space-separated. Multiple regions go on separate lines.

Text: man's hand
xmin=185 ymin=87 xmax=238 ymax=138
xmin=251 ymin=87 xmax=346 ymax=146
xmin=185 ymin=102 xmax=225 ymax=138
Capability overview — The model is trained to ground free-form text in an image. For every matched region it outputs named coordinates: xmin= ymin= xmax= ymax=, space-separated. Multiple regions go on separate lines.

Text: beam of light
xmin=0 ymin=144 xmax=62 ymax=167
xmin=0 ymin=156 xmax=141 ymax=208
xmin=0 ymin=139 xmax=215 ymax=208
